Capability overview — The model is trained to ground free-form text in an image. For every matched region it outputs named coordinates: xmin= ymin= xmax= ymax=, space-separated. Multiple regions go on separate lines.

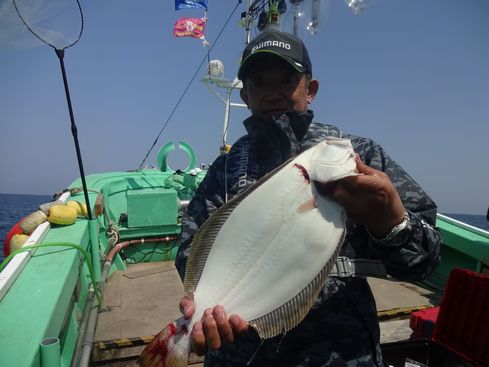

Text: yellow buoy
xmin=47 ymin=205 xmax=78 ymax=225
xmin=10 ymin=234 xmax=30 ymax=252
xmin=67 ymin=200 xmax=88 ymax=217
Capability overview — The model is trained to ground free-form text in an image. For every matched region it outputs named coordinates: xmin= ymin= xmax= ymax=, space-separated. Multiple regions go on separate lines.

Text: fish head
xmin=308 ymin=138 xmax=358 ymax=184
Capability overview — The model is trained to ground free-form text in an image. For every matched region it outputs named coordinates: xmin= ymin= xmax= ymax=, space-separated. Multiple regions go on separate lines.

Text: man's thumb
xmin=355 ymin=154 xmax=372 ymax=175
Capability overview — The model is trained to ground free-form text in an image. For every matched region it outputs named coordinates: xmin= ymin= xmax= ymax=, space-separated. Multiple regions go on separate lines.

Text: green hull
xmin=426 ymin=214 xmax=489 ymax=290
xmin=0 ymin=167 xmax=205 ymax=367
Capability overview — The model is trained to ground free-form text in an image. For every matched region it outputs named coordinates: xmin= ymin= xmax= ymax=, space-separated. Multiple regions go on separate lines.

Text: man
xmin=175 ymin=30 xmax=441 ymax=366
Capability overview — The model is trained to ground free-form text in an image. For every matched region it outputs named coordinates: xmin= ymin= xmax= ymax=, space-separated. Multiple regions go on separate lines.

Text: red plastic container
xmin=410 ymin=306 xmax=440 ymax=339
xmin=384 ymin=269 xmax=489 ymax=367
xmin=432 ymin=268 xmax=489 ymax=367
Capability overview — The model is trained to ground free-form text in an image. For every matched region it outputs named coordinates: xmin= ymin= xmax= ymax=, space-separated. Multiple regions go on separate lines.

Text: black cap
xmin=237 ymin=30 xmax=312 ymax=80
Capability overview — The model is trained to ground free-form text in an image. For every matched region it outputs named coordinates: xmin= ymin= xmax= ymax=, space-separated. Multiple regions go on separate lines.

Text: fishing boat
xmin=1 ymin=1 xmax=488 ymax=366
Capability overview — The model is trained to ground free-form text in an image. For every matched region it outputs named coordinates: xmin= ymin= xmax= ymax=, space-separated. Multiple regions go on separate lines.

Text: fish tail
xmin=138 ymin=318 xmax=190 ymax=367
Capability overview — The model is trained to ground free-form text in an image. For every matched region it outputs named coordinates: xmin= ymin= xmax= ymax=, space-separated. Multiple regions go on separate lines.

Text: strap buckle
xmin=332 ymin=256 xmax=354 ymax=277
xmin=330 ymin=257 xmax=387 ymax=278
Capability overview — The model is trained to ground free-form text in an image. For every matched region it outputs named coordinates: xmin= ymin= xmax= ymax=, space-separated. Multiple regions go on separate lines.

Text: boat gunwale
xmin=437 ymin=213 xmax=489 ymax=238
xmin=0 ymin=191 xmax=71 ymax=301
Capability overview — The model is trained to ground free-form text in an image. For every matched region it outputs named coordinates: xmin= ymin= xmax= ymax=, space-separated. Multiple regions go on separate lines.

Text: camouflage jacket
xmin=175 ymin=110 xmax=442 ymax=366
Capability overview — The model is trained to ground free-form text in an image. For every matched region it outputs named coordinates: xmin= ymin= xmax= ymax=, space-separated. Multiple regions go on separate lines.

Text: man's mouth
xmin=262 ymin=109 xmax=286 ymax=117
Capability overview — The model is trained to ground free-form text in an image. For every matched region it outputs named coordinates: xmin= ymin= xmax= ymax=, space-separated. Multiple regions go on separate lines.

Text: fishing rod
xmin=54 ymin=48 xmax=94 ymax=222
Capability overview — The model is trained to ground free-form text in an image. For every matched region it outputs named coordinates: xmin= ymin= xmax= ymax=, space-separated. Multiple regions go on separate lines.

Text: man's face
xmin=240 ymin=55 xmax=318 ymax=121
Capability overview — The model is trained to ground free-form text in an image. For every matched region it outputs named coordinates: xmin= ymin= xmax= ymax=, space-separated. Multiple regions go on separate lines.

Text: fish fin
xmin=248 ymin=231 xmax=345 ymax=339
xmin=183 ymin=195 xmax=243 ymax=293
xmin=138 ymin=319 xmax=190 ymax=367
xmin=184 ymin=158 xmax=293 ymax=294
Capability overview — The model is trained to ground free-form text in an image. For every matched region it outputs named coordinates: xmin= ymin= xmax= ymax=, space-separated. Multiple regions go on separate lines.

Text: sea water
xmin=443 ymin=213 xmax=489 ymax=232
xmin=1 ymin=193 xmax=488 ymax=262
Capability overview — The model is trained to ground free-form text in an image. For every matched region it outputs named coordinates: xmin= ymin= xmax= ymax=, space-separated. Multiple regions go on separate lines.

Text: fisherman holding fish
xmin=141 ymin=30 xmax=442 ymax=367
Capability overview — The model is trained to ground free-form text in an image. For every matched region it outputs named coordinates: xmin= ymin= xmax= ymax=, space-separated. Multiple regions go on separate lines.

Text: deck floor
xmin=95 ymin=261 xmax=184 ymax=342
xmin=368 ymin=277 xmax=441 ymax=343
xmin=93 ymin=261 xmax=204 ymax=366
xmin=92 ymin=262 xmax=441 ymax=366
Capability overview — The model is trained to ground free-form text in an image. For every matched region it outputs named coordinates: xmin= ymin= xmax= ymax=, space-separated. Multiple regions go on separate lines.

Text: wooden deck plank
xmin=369 ymin=277 xmax=441 ymax=311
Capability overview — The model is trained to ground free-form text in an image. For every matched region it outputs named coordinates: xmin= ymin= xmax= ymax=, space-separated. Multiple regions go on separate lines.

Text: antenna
xmin=202 ymin=60 xmax=247 ymax=153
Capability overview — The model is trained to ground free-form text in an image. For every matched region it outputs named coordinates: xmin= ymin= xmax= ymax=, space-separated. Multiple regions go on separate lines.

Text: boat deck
xmin=368 ymin=277 xmax=441 ymax=342
xmin=92 ymin=261 xmax=442 ymax=366
xmin=93 ymin=261 xmax=204 ymax=366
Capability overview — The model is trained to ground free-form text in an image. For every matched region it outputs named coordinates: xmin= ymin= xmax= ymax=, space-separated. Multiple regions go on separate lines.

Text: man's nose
xmin=263 ymin=82 xmax=285 ymax=99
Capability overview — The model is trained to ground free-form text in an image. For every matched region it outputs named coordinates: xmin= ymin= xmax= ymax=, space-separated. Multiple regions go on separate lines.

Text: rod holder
xmin=89 ymin=219 xmax=101 ymax=284
xmin=40 ymin=337 xmax=61 ymax=367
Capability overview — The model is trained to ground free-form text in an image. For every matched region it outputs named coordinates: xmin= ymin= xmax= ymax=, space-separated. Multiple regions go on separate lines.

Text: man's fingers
xmin=213 ymin=305 xmax=234 ymax=344
xmin=191 ymin=322 xmax=206 ymax=356
xmin=190 ymin=306 xmax=249 ymax=354
xmin=355 ymin=154 xmax=371 ymax=175
xmin=355 ymin=154 xmax=383 ymax=179
xmin=179 ymin=295 xmax=195 ymax=319
xmin=230 ymin=314 xmax=249 ymax=333
xmin=203 ymin=308 xmax=222 ymax=350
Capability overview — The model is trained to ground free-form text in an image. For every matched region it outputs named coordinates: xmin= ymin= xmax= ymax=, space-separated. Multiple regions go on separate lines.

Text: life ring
xmin=156 ymin=141 xmax=197 ymax=173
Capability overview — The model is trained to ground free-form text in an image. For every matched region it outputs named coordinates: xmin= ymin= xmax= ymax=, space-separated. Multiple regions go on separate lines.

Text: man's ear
xmin=307 ymin=79 xmax=319 ymax=104
xmin=240 ymin=87 xmax=249 ymax=107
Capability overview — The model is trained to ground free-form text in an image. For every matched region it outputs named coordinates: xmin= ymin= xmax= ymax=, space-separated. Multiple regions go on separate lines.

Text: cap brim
xmin=237 ymin=50 xmax=306 ymax=80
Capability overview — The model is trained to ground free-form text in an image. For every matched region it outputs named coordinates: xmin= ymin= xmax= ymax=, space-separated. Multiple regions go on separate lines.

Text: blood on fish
xmin=294 ymin=163 xmax=310 ymax=183
xmin=139 ymin=322 xmax=178 ymax=366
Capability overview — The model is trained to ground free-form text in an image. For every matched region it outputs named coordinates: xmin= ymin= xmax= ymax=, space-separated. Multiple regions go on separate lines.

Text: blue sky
xmin=1 ymin=0 xmax=488 ymax=215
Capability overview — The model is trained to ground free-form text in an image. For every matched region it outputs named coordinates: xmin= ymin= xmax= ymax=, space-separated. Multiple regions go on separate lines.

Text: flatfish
xmin=139 ymin=137 xmax=358 ymax=367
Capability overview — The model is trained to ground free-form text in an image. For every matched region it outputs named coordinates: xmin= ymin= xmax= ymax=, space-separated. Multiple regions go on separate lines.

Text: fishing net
xmin=0 ymin=0 xmax=83 ymax=49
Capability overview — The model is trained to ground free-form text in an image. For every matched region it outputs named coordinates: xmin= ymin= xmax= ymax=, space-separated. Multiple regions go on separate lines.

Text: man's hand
xmin=316 ymin=154 xmax=405 ymax=238
xmin=179 ymin=296 xmax=248 ymax=355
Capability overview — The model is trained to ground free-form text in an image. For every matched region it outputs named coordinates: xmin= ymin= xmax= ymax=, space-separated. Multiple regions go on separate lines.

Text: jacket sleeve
xmin=175 ymin=155 xmax=227 ymax=281
xmin=350 ymin=136 xmax=442 ymax=281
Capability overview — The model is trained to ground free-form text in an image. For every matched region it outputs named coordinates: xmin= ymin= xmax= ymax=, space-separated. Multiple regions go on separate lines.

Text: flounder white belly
xmin=139 ymin=138 xmax=358 ymax=367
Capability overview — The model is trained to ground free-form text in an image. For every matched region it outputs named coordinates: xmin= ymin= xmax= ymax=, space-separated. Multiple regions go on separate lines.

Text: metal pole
xmin=223 ymin=88 xmax=232 ymax=145
xmin=54 ymin=49 xmax=93 ymax=221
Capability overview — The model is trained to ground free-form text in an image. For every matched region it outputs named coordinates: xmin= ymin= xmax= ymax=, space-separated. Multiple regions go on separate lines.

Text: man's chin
xmin=263 ymin=111 xmax=286 ymax=120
